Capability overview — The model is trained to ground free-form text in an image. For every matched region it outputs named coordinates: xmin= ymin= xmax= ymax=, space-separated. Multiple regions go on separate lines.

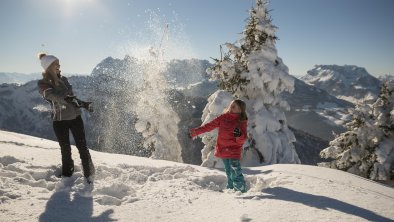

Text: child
xmin=190 ymin=99 xmax=248 ymax=192
xmin=37 ymin=53 xmax=95 ymax=184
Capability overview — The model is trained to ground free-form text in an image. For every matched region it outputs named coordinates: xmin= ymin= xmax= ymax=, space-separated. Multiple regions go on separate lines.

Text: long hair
xmin=225 ymin=99 xmax=248 ymax=121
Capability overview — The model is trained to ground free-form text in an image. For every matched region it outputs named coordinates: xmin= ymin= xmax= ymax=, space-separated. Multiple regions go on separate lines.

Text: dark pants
xmin=222 ymin=158 xmax=246 ymax=192
xmin=53 ymin=116 xmax=94 ymax=178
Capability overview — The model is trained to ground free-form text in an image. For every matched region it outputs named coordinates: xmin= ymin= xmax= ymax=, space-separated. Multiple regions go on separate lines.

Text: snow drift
xmin=0 ymin=130 xmax=393 ymax=221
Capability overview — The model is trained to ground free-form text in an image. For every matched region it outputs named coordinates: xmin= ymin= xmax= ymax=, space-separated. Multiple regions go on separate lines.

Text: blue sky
xmin=0 ymin=0 xmax=393 ymax=76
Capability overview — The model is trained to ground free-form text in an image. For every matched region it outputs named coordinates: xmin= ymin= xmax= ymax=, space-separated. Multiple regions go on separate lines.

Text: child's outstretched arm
xmin=189 ymin=115 xmax=222 ymax=138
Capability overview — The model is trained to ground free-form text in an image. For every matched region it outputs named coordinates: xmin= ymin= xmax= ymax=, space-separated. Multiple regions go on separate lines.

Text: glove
xmin=64 ymin=95 xmax=93 ymax=112
xmin=81 ymin=101 xmax=94 ymax=112
xmin=64 ymin=95 xmax=80 ymax=108
xmin=233 ymin=127 xmax=241 ymax=137
xmin=64 ymin=95 xmax=75 ymax=103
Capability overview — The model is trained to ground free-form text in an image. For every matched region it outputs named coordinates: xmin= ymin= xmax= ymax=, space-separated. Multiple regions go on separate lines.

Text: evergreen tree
xmin=320 ymin=81 xmax=394 ymax=180
xmin=201 ymin=0 xmax=300 ymax=168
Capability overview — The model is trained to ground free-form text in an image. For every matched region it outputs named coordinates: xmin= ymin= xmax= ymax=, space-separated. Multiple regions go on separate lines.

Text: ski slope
xmin=0 ymin=130 xmax=393 ymax=222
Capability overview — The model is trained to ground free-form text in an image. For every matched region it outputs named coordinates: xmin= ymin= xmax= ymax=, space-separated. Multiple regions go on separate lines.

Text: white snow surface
xmin=0 ymin=130 xmax=393 ymax=222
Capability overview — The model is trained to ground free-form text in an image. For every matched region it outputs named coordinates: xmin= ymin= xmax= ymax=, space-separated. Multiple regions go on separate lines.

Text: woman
xmin=37 ymin=53 xmax=95 ymax=184
xmin=190 ymin=99 xmax=248 ymax=192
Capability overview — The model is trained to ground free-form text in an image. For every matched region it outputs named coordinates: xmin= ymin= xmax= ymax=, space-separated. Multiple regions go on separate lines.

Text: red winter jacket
xmin=191 ymin=113 xmax=248 ymax=159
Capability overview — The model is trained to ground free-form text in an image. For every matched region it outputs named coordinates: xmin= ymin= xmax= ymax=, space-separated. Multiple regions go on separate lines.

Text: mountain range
xmin=0 ymin=72 xmax=41 ymax=84
xmin=0 ymin=58 xmax=389 ymax=166
xmin=301 ymin=65 xmax=381 ymax=104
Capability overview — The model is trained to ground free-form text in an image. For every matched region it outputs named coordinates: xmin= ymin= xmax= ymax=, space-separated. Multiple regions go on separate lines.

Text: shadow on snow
xmin=238 ymin=187 xmax=393 ymax=222
xmin=39 ymin=191 xmax=115 ymax=222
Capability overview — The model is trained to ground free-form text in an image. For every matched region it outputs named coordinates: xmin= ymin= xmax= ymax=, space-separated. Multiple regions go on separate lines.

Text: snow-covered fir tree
xmin=320 ymin=81 xmax=394 ymax=180
xmin=200 ymin=0 xmax=300 ymax=168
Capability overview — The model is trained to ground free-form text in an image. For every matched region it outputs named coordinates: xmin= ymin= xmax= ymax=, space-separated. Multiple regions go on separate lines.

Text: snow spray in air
xmin=130 ymin=10 xmax=189 ymax=162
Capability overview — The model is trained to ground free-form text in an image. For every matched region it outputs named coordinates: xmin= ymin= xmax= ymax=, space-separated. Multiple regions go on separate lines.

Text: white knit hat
xmin=40 ymin=55 xmax=58 ymax=71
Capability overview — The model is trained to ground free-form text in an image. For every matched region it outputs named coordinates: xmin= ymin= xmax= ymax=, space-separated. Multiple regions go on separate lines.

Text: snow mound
xmin=0 ymin=130 xmax=393 ymax=221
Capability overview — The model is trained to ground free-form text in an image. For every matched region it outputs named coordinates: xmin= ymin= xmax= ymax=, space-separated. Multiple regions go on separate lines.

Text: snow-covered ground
xmin=0 ymin=130 xmax=393 ymax=222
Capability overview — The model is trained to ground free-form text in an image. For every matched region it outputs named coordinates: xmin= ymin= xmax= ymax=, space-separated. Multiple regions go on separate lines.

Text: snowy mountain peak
xmin=92 ymin=55 xmax=211 ymax=89
xmin=303 ymin=65 xmax=373 ymax=85
xmin=301 ymin=65 xmax=381 ymax=104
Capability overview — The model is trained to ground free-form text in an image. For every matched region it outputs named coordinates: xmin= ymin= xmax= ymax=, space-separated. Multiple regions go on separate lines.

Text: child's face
xmin=229 ymin=101 xmax=241 ymax=114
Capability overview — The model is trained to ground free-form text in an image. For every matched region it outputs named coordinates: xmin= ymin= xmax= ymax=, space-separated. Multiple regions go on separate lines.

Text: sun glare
xmin=61 ymin=0 xmax=82 ymax=7
xmin=58 ymin=0 xmax=95 ymax=18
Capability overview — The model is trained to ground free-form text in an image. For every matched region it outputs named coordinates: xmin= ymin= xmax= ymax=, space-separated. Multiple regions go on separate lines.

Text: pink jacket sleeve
xmin=190 ymin=115 xmax=223 ymax=138
xmin=235 ymin=120 xmax=248 ymax=145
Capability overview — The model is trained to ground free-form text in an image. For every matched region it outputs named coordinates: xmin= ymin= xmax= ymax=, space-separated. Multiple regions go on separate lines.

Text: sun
xmin=61 ymin=0 xmax=82 ymax=7
xmin=57 ymin=0 xmax=95 ymax=18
